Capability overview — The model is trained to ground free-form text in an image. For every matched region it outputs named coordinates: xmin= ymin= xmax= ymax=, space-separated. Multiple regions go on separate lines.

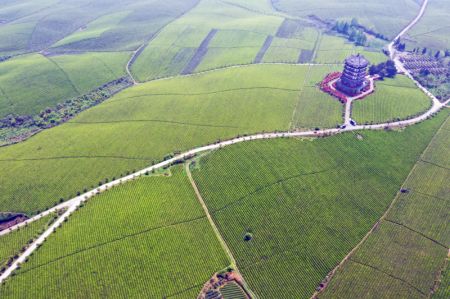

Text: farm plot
xmin=352 ymin=75 xmax=432 ymax=125
xmin=0 ymin=52 xmax=130 ymax=118
xmin=0 ymin=64 xmax=347 ymax=215
xmin=261 ymin=20 xmax=319 ymax=63
xmin=322 ymin=114 xmax=450 ymax=299
xmin=195 ymin=30 xmax=268 ymax=72
xmin=262 ymin=35 xmax=317 ymax=64
xmin=191 ymin=112 xmax=448 ymax=298
xmin=0 ymin=167 xmax=229 ymax=298
xmin=290 ymin=64 xmax=343 ymax=129
xmin=271 ymin=0 xmax=421 ymax=40
xmin=0 ymin=213 xmax=56 ymax=274
xmin=314 ymin=34 xmax=387 ymax=65
xmin=131 ymin=0 xmax=283 ymax=81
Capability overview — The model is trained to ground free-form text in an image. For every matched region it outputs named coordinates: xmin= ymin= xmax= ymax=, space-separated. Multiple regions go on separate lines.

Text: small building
xmin=337 ymin=54 xmax=369 ymax=96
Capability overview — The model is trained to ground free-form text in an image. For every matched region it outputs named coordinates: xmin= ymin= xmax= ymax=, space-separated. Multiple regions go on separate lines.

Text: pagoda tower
xmin=337 ymin=54 xmax=369 ymax=96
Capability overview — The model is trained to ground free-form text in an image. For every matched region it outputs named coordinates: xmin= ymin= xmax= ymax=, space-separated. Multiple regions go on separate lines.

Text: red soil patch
xmin=198 ymin=269 xmax=251 ymax=299
xmin=320 ymin=72 xmax=376 ymax=103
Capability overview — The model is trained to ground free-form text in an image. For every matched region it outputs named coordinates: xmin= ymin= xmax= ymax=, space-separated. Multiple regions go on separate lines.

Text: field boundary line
xmin=105 ymin=86 xmax=300 ymax=105
xmin=43 ymin=55 xmax=81 ymax=95
xmin=409 ymin=190 xmax=449 ymax=203
xmin=289 ymin=63 xmax=313 ymax=129
xmin=418 ymin=159 xmax=450 ymax=171
xmin=213 ymin=166 xmax=337 ymax=214
xmin=185 ymin=162 xmax=258 ymax=298
xmin=126 ymin=0 xmax=203 ymax=84
xmin=68 ymin=119 xmax=241 ymax=129
xmin=9 ymin=215 xmax=207 ymax=277
xmin=384 ymin=219 xmax=448 ymax=249
xmin=348 ymin=258 xmax=427 ymax=296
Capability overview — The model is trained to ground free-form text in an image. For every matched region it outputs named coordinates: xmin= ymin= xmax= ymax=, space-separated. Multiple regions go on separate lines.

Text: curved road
xmin=1 ymin=0 xmax=448 ymax=286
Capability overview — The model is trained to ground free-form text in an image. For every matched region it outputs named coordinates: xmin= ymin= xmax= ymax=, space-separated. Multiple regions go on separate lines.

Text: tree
xmin=420 ymin=68 xmax=430 ymax=76
xmin=422 ymin=47 xmax=427 ymax=54
xmin=385 ymin=60 xmax=397 ymax=78
xmin=342 ymin=22 xmax=350 ymax=34
xmin=369 ymin=65 xmax=378 ymax=76
xmin=434 ymin=51 xmax=441 ymax=59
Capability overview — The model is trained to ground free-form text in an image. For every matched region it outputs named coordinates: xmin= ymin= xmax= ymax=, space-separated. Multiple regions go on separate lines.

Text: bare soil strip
xmin=181 ymin=29 xmax=218 ymax=75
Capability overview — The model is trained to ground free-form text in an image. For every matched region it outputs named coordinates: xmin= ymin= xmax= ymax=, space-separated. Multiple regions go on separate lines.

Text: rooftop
xmin=345 ymin=54 xmax=369 ymax=68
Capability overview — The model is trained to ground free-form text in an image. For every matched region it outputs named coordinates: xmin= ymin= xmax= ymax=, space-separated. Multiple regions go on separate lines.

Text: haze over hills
xmin=0 ymin=0 xmax=448 ymax=298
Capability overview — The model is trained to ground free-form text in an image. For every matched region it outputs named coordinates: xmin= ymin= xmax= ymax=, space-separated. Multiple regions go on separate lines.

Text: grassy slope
xmin=405 ymin=0 xmax=450 ymax=51
xmin=0 ymin=64 xmax=348 ymax=215
xmin=352 ymin=75 xmax=432 ymax=124
xmin=52 ymin=11 xmax=132 ymax=48
xmin=0 ymin=0 xmax=200 ymax=55
xmin=0 ymin=167 xmax=229 ymax=298
xmin=51 ymin=0 xmax=201 ymax=53
xmin=272 ymin=0 xmax=420 ymax=40
xmin=322 ymin=113 xmax=450 ymax=299
xmin=0 ymin=52 xmax=130 ymax=118
xmin=191 ymin=111 xmax=448 ymax=298
xmin=0 ymin=214 xmax=55 ymax=272
xmin=50 ymin=52 xmax=131 ymax=93
xmin=0 ymin=54 xmax=79 ymax=117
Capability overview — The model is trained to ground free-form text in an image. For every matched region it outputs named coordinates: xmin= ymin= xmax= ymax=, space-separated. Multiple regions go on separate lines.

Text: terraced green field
xmin=0 ymin=214 xmax=55 ymax=272
xmin=0 ymin=52 xmax=130 ymax=118
xmin=322 ymin=114 xmax=450 ymax=299
xmin=0 ymin=167 xmax=229 ymax=298
xmin=0 ymin=64 xmax=346 ymax=215
xmin=271 ymin=0 xmax=421 ymax=40
xmin=191 ymin=111 xmax=448 ymax=298
xmin=352 ymin=76 xmax=432 ymax=124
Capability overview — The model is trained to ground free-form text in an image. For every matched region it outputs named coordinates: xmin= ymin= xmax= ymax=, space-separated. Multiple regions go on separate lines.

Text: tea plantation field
xmin=0 ymin=166 xmax=229 ymax=298
xmin=322 ymin=114 xmax=450 ymax=299
xmin=352 ymin=75 xmax=432 ymax=124
xmin=405 ymin=0 xmax=450 ymax=51
xmin=131 ymin=0 xmax=388 ymax=81
xmin=131 ymin=0 xmax=284 ymax=81
xmin=0 ymin=52 xmax=131 ymax=118
xmin=191 ymin=111 xmax=448 ymax=298
xmin=0 ymin=0 xmax=199 ymax=55
xmin=0 ymin=64 xmax=346 ymax=215
xmin=0 ymin=213 xmax=55 ymax=273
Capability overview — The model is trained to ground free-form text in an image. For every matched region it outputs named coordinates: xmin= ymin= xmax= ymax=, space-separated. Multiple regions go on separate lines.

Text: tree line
xmin=332 ymin=19 xmax=368 ymax=46
xmin=369 ymin=60 xmax=397 ymax=79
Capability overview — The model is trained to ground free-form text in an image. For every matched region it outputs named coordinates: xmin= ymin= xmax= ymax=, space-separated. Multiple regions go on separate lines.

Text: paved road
xmin=1 ymin=0 xmax=449 ymax=285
